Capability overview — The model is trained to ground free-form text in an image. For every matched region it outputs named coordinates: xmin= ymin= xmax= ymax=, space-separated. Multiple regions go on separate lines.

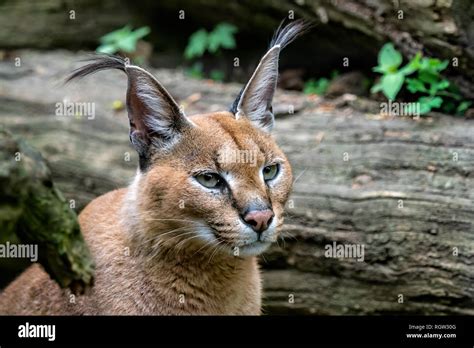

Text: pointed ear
xmin=231 ymin=19 xmax=312 ymax=133
xmin=66 ymin=54 xmax=194 ymax=169
xmin=235 ymin=46 xmax=280 ymax=132
xmin=125 ymin=66 xmax=193 ymax=152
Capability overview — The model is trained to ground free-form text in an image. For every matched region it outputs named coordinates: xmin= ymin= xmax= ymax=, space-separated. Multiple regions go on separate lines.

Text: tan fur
xmin=0 ymin=112 xmax=292 ymax=315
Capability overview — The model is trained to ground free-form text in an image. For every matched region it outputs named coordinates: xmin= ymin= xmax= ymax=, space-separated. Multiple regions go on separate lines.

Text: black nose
xmin=242 ymin=209 xmax=274 ymax=233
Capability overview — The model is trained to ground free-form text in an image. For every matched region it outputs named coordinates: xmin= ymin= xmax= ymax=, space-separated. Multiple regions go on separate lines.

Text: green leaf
xmin=207 ymin=22 xmax=238 ymax=53
xmin=436 ymin=79 xmax=450 ymax=90
xmin=96 ymin=43 xmax=118 ymax=54
xmin=406 ymin=78 xmax=427 ymax=93
xmin=97 ymin=25 xmax=150 ymax=54
xmin=184 ymin=29 xmax=208 ymax=60
xmin=370 ymin=81 xmax=384 ymax=94
xmin=418 ymin=70 xmax=438 ymax=84
xmin=419 ymin=57 xmax=449 ymax=75
xmin=427 ymin=79 xmax=449 ymax=96
xmin=419 ymin=104 xmax=431 ymax=114
xmin=456 ymin=101 xmax=471 ymax=114
xmin=399 ymin=52 xmax=421 ymax=75
xmin=131 ymin=26 xmax=151 ymax=41
xmin=427 ymin=58 xmax=448 ymax=72
xmin=210 ymin=69 xmax=225 ymax=82
xmin=304 ymin=78 xmax=329 ymax=95
xmin=100 ymin=25 xmax=132 ymax=44
xmin=372 ymin=66 xmax=385 ymax=73
xmin=377 ymin=43 xmax=403 ymax=73
xmin=117 ymin=35 xmax=138 ymax=52
xmin=380 ymin=72 xmax=404 ymax=100
xmin=418 ymin=96 xmax=443 ymax=114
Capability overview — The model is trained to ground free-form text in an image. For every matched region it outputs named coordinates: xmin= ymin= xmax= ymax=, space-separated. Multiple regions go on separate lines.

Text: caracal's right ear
xmin=66 ymin=55 xmax=194 ymax=170
xmin=230 ymin=19 xmax=312 ymax=133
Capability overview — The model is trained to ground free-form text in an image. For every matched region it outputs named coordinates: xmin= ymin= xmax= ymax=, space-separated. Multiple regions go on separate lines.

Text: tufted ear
xmin=125 ymin=66 xmax=193 ymax=152
xmin=66 ymin=55 xmax=194 ymax=170
xmin=234 ymin=46 xmax=280 ymax=132
xmin=231 ymin=19 xmax=312 ymax=132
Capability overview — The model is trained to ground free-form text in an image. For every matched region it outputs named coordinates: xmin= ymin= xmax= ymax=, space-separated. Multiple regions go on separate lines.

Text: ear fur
xmin=231 ymin=19 xmax=312 ymax=132
xmin=66 ymin=55 xmax=194 ymax=170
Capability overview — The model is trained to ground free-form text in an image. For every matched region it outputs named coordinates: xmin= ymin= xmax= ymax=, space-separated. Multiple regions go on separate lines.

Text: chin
xmin=235 ymin=241 xmax=272 ymax=257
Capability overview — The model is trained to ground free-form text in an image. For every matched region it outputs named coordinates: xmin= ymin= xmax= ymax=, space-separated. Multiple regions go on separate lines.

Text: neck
xmin=129 ymin=224 xmax=252 ymax=273
xmin=120 ymin=186 xmax=260 ymax=314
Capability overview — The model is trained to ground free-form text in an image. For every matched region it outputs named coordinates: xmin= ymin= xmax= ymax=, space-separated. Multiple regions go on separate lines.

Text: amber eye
xmin=263 ymin=164 xmax=279 ymax=181
xmin=195 ymin=173 xmax=223 ymax=189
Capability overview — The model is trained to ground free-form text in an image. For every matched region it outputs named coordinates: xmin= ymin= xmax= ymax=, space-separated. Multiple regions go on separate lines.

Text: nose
xmin=242 ymin=209 xmax=274 ymax=233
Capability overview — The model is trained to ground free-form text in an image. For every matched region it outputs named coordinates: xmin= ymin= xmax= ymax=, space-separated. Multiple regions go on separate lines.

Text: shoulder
xmin=79 ymin=189 xmax=127 ymax=229
xmin=78 ymin=188 xmax=129 ymax=253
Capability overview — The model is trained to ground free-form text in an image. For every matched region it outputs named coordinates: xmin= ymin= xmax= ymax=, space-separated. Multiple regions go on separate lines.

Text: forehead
xmin=174 ymin=112 xmax=275 ymax=171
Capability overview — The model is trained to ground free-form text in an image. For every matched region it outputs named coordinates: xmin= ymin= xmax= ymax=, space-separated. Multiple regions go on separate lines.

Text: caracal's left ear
xmin=231 ymin=19 xmax=312 ymax=132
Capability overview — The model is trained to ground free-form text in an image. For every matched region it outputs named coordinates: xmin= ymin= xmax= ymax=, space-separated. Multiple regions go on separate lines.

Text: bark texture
xmin=0 ymin=127 xmax=94 ymax=291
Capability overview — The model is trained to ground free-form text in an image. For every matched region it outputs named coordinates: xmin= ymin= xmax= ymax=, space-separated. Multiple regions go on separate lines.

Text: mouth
xmin=235 ymin=240 xmax=272 ymax=256
xmin=205 ymin=224 xmax=277 ymax=257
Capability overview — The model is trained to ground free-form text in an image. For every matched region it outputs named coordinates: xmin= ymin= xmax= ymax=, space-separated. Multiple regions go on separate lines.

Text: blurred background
xmin=0 ymin=0 xmax=473 ymax=314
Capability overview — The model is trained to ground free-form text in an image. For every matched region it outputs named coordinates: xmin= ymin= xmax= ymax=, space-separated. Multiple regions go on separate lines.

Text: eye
xmin=263 ymin=164 xmax=279 ymax=181
xmin=195 ymin=173 xmax=224 ymax=189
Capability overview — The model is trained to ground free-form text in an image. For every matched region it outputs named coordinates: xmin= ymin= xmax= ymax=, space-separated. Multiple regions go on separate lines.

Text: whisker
xmin=293 ymin=168 xmax=307 ymax=185
xmin=171 ymin=234 xmax=205 ymax=259
xmin=206 ymin=239 xmax=226 ymax=265
xmin=191 ymin=238 xmax=220 ymax=257
xmin=137 ymin=226 xmax=194 ymax=247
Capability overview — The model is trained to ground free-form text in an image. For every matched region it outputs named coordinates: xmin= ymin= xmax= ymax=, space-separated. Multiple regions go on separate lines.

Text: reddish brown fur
xmin=0 ymin=112 xmax=292 ymax=315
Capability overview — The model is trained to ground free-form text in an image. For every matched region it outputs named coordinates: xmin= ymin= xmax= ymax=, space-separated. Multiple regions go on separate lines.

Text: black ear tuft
xmin=65 ymin=54 xmax=127 ymax=83
xmin=269 ymin=19 xmax=313 ymax=50
xmin=66 ymin=54 xmax=193 ymax=171
xmin=229 ymin=19 xmax=312 ymax=131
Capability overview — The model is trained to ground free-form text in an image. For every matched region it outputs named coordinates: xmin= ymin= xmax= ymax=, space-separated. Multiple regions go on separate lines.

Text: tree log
xmin=264 ymin=106 xmax=474 ymax=315
xmin=0 ymin=126 xmax=94 ymax=291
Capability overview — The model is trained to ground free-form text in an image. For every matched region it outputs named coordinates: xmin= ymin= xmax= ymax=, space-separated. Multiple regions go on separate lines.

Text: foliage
xmin=304 ymin=71 xmax=339 ymax=96
xmin=184 ymin=22 xmax=237 ymax=82
xmin=209 ymin=69 xmax=225 ymax=82
xmin=371 ymin=43 xmax=470 ymax=115
xmin=185 ymin=63 xmax=225 ymax=83
xmin=184 ymin=22 xmax=238 ymax=60
xmin=97 ymin=25 xmax=150 ymax=54
xmin=304 ymin=78 xmax=329 ymax=95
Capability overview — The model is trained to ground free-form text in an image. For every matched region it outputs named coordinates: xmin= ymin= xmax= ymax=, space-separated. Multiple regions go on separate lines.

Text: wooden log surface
xmin=0 ymin=50 xmax=473 ymax=314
